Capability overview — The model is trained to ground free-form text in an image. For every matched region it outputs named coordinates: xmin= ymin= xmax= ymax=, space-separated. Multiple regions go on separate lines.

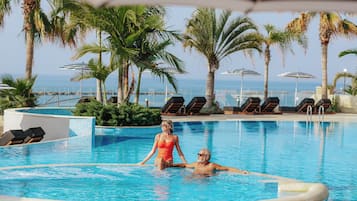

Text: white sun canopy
xmin=83 ymin=0 xmax=357 ymax=13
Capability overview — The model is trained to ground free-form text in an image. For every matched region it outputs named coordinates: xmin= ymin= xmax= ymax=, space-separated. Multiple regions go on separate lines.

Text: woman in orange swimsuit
xmin=139 ymin=120 xmax=187 ymax=169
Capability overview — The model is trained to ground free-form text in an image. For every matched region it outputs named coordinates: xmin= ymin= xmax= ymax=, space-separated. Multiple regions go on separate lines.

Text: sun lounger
xmin=223 ymin=97 xmax=261 ymax=114
xmin=0 ymin=129 xmax=28 ymax=146
xmin=161 ymin=96 xmax=185 ymax=115
xmin=107 ymin=96 xmax=117 ymax=104
xmin=185 ymin=96 xmax=207 ymax=115
xmin=280 ymin=98 xmax=315 ymax=113
xmin=259 ymin=97 xmax=281 ymax=114
xmin=314 ymin=98 xmax=332 ymax=114
xmin=23 ymin=127 xmax=46 ymax=143
xmin=78 ymin=96 xmax=96 ymax=103
xmin=240 ymin=97 xmax=261 ymax=113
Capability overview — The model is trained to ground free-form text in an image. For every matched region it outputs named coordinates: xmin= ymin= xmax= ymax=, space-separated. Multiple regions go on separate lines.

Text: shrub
xmin=72 ymin=100 xmax=162 ymax=126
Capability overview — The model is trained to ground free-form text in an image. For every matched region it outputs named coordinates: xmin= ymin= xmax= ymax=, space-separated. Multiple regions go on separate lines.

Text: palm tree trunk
xmin=134 ymin=70 xmax=143 ymax=104
xmin=102 ymin=80 xmax=107 ymax=105
xmin=205 ymin=70 xmax=215 ymax=108
xmin=23 ymin=0 xmax=36 ymax=80
xmin=96 ymin=79 xmax=103 ymax=102
xmin=25 ymin=31 xmax=34 ymax=80
xmin=97 ymin=30 xmax=103 ymax=103
xmin=321 ymin=43 xmax=328 ymax=99
xmin=117 ymin=63 xmax=124 ymax=106
xmin=124 ymin=65 xmax=129 ymax=101
xmin=264 ymin=48 xmax=270 ymax=100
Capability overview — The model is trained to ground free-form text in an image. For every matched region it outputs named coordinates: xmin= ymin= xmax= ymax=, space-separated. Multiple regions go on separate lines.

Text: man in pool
xmin=172 ymin=148 xmax=248 ymax=176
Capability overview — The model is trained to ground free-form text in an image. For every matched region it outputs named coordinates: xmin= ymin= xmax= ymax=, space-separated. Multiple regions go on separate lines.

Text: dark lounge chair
xmin=185 ymin=96 xmax=207 ymax=115
xmin=280 ymin=98 xmax=315 ymax=113
xmin=240 ymin=97 xmax=261 ymax=113
xmin=223 ymin=97 xmax=261 ymax=114
xmin=78 ymin=96 xmax=96 ymax=104
xmin=23 ymin=127 xmax=46 ymax=143
xmin=107 ymin=96 xmax=117 ymax=104
xmin=259 ymin=97 xmax=281 ymax=114
xmin=314 ymin=98 xmax=332 ymax=114
xmin=0 ymin=129 xmax=28 ymax=146
xmin=161 ymin=96 xmax=185 ymax=115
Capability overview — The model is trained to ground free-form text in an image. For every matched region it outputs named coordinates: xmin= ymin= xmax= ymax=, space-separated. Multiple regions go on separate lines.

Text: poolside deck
xmin=163 ymin=112 xmax=357 ymax=123
xmin=1 ymin=113 xmax=357 ymax=133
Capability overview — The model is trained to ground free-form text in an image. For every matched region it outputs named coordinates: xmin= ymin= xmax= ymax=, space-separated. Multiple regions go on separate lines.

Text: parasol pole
xmin=165 ymin=81 xmax=168 ymax=102
xmin=294 ymin=77 xmax=298 ymax=105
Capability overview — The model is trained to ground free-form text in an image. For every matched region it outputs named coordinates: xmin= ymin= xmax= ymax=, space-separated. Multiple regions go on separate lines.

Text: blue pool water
xmin=0 ymin=120 xmax=356 ymax=200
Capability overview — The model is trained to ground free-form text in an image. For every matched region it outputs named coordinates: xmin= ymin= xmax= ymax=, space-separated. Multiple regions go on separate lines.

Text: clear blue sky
xmin=1 ymin=4 xmax=356 ymax=84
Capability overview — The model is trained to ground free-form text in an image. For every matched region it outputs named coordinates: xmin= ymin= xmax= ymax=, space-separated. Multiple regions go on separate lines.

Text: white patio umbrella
xmin=59 ymin=63 xmax=90 ymax=97
xmin=0 ymin=83 xmax=15 ymax=90
xmin=278 ymin=72 xmax=315 ymax=105
xmin=221 ymin=68 xmax=261 ymax=105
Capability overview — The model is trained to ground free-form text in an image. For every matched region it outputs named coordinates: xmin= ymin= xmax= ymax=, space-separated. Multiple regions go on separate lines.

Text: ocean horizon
xmin=31 ymin=74 xmax=341 ymax=107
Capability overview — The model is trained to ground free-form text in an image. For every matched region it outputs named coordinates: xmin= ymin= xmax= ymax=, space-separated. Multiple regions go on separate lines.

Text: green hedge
xmin=72 ymin=100 xmax=162 ymax=126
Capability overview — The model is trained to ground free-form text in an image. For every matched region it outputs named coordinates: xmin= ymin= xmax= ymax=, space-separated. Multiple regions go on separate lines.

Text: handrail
xmin=318 ymin=105 xmax=325 ymax=122
xmin=306 ymin=105 xmax=313 ymax=122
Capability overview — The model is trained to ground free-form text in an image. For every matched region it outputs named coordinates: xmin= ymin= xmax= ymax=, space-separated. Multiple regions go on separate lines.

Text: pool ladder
xmin=306 ymin=105 xmax=325 ymax=122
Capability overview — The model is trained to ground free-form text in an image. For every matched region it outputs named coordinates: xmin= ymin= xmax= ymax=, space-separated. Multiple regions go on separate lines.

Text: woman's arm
xmin=174 ymin=135 xmax=187 ymax=163
xmin=139 ymin=134 xmax=159 ymax=165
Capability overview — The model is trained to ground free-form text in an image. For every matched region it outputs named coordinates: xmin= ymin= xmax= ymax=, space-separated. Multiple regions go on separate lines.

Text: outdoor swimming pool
xmin=0 ymin=120 xmax=356 ymax=200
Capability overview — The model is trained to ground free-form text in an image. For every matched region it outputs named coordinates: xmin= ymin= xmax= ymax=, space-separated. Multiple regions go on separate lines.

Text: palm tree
xmin=258 ymin=24 xmax=307 ymax=100
xmin=0 ymin=0 xmax=76 ymax=80
xmin=72 ymin=41 xmax=113 ymax=104
xmin=332 ymin=71 xmax=357 ymax=95
xmin=133 ymin=39 xmax=185 ymax=104
xmin=287 ymin=12 xmax=357 ymax=99
xmin=67 ymin=5 xmax=180 ymax=105
xmin=0 ymin=74 xmax=38 ymax=112
xmin=69 ymin=58 xmax=114 ymax=104
xmin=339 ymin=48 xmax=357 ymax=60
xmin=183 ymin=8 xmax=261 ymax=107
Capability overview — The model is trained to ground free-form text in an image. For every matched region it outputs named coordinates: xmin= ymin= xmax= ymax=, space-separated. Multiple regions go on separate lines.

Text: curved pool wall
xmin=3 ymin=108 xmax=95 ymax=142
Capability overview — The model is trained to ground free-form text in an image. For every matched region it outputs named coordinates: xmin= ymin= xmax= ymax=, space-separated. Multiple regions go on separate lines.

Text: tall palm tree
xmin=287 ymin=12 xmax=357 ymax=99
xmin=183 ymin=8 xmax=261 ymax=107
xmin=258 ymin=24 xmax=307 ymax=100
xmin=0 ymin=0 xmax=76 ymax=80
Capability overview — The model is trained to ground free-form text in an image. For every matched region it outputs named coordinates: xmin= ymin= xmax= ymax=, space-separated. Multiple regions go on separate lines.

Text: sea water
xmin=33 ymin=74 xmax=333 ymax=107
